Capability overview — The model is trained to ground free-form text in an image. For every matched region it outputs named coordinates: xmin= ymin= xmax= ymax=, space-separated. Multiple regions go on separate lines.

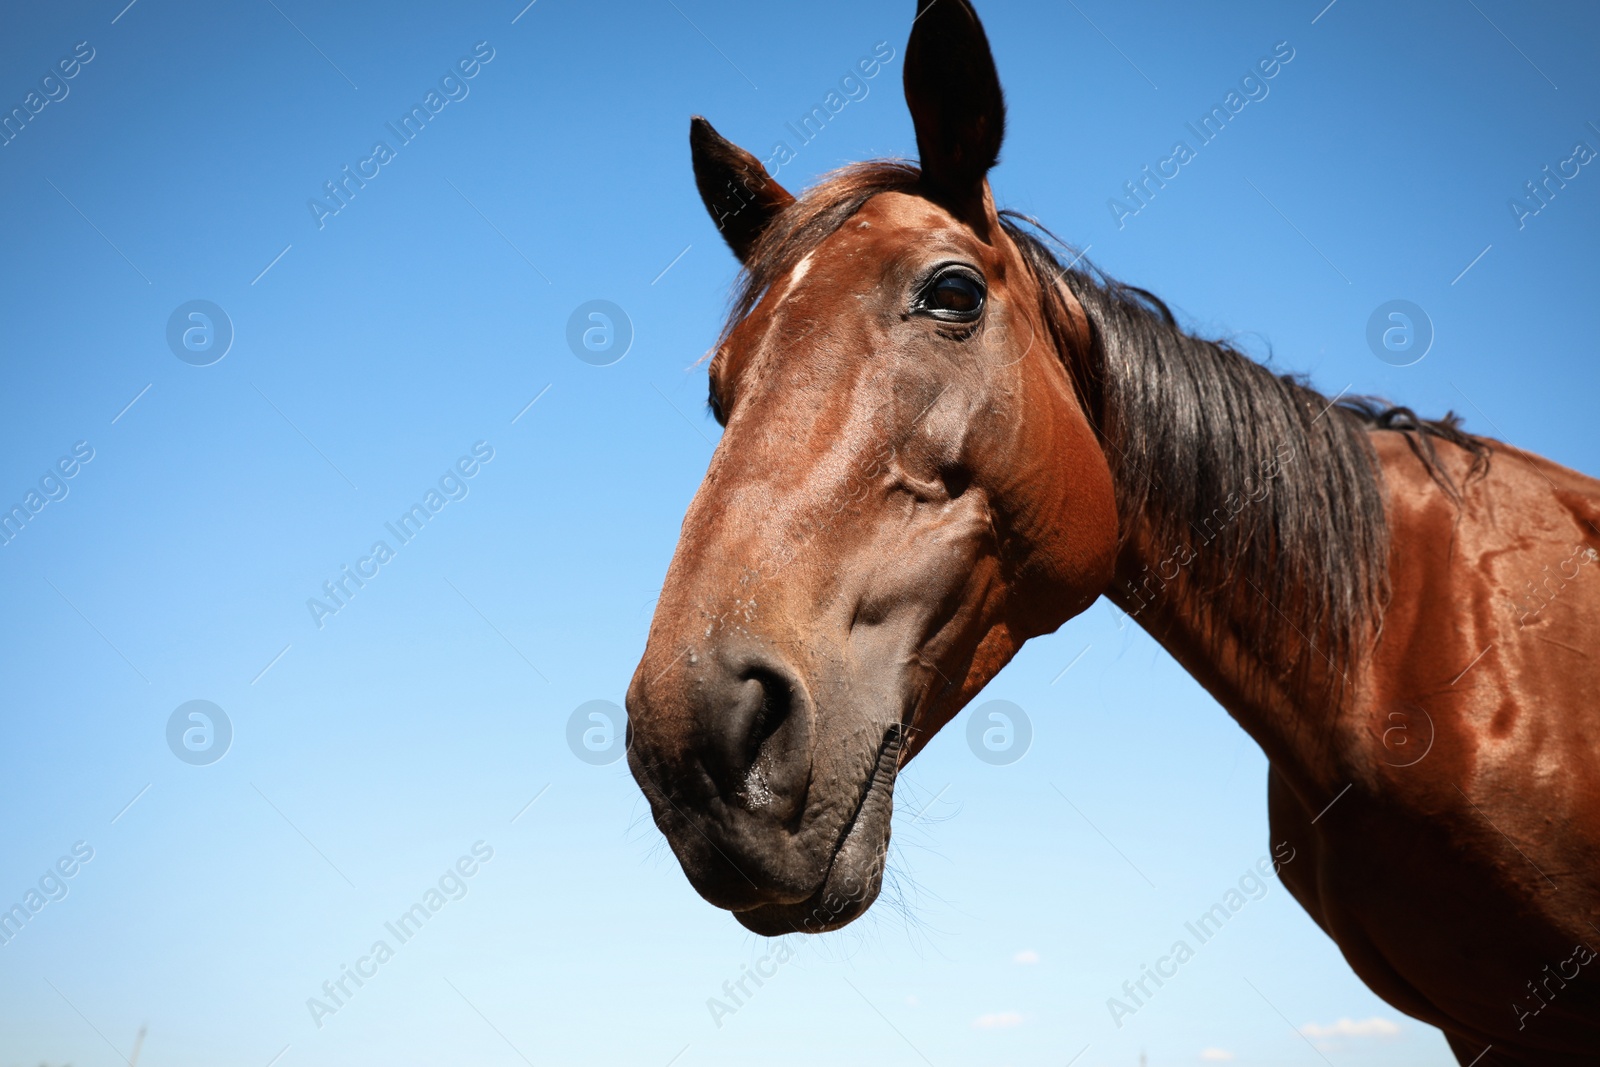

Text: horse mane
xmin=1003 ymin=213 xmax=1491 ymax=679
xmin=718 ymin=160 xmax=1492 ymax=681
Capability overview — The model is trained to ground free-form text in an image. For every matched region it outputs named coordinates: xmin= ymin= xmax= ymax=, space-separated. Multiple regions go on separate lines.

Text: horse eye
xmin=919 ymin=270 xmax=986 ymax=321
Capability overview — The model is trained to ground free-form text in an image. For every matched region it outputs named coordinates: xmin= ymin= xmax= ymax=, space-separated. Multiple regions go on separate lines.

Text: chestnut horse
xmin=625 ymin=2 xmax=1600 ymax=1062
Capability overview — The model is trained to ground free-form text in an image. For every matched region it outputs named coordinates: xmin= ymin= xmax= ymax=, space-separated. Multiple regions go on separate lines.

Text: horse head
xmin=626 ymin=0 xmax=1118 ymax=934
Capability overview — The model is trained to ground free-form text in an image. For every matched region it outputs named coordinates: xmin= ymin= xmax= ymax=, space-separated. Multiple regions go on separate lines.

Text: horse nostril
xmin=740 ymin=667 xmax=792 ymax=768
xmin=941 ymin=464 xmax=972 ymax=499
xmin=705 ymin=662 xmax=811 ymax=814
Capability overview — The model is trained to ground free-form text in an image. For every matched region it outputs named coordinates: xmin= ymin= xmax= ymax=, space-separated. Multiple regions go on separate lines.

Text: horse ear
xmin=690 ymin=116 xmax=795 ymax=263
xmin=903 ymin=0 xmax=1006 ymax=209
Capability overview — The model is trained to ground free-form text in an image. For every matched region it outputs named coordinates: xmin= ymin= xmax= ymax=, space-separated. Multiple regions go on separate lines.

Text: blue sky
xmin=1 ymin=1 xmax=1596 ymax=1065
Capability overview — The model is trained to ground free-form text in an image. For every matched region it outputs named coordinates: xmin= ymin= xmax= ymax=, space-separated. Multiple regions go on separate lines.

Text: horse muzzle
xmin=625 ymin=638 xmax=900 ymax=931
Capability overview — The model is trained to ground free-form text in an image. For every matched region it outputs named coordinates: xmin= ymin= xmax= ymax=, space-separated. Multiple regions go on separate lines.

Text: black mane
xmin=1002 ymin=211 xmax=1490 ymax=680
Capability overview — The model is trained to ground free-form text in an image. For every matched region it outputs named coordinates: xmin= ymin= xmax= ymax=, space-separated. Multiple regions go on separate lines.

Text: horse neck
xmin=1051 ymin=263 xmax=1389 ymax=767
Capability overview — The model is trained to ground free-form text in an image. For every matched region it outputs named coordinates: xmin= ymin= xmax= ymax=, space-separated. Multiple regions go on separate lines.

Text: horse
xmin=624 ymin=2 xmax=1600 ymax=1062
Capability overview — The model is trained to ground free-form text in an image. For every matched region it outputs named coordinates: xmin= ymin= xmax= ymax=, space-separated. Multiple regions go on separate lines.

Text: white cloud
xmin=1300 ymin=1016 xmax=1402 ymax=1038
xmin=972 ymin=1011 xmax=1025 ymax=1029
xmin=1013 ymin=949 xmax=1040 ymax=964
xmin=1199 ymin=1049 xmax=1235 ymax=1061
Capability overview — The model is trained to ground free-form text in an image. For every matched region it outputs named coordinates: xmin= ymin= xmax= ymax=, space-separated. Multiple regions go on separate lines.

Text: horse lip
xmin=731 ymin=725 xmax=902 ymax=935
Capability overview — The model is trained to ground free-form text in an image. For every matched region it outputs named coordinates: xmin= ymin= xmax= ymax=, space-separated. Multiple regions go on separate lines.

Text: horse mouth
xmin=731 ymin=725 xmax=901 ymax=936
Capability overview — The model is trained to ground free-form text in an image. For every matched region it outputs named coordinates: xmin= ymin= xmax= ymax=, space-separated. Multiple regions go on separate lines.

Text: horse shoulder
xmin=1303 ymin=430 xmax=1600 ymax=1056
xmin=1365 ymin=429 xmax=1600 ymax=793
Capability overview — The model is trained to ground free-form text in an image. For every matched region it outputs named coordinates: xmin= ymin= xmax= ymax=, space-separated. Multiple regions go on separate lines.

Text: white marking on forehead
xmin=775 ymin=252 xmax=815 ymax=303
